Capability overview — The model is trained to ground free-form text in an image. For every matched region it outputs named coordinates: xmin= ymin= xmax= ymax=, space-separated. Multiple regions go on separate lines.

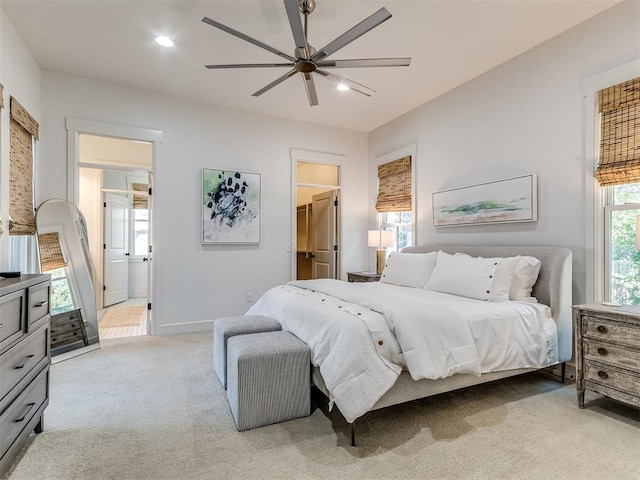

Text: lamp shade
xmin=368 ymin=229 xmax=394 ymax=248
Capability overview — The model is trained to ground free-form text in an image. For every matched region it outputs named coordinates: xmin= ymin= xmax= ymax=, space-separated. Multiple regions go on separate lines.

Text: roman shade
xmin=375 ymin=156 xmax=412 ymax=212
xmin=132 ymin=183 xmax=148 ymax=209
xmin=9 ymin=96 xmax=39 ymax=235
xmin=595 ymin=76 xmax=640 ymax=187
xmin=38 ymin=232 xmax=67 ymax=272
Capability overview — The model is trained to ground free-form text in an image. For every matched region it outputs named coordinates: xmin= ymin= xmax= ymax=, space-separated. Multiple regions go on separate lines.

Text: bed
xmin=247 ymin=245 xmax=572 ymax=443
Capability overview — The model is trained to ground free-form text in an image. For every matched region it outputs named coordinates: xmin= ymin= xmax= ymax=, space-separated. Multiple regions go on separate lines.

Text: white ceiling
xmin=2 ymin=0 xmax=620 ymax=132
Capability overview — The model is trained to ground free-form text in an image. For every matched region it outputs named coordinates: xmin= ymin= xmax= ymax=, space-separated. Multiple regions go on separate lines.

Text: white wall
xmin=0 ymin=10 xmax=41 ymax=269
xmin=39 ymin=73 xmax=369 ymax=334
xmin=368 ymin=1 xmax=640 ymax=305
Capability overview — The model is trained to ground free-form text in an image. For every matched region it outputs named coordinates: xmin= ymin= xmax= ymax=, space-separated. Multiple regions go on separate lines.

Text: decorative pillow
xmin=509 ymin=256 xmax=542 ymax=302
xmin=450 ymin=253 xmax=519 ymax=302
xmin=425 ymin=251 xmax=503 ymax=300
xmin=380 ymin=251 xmax=438 ymax=288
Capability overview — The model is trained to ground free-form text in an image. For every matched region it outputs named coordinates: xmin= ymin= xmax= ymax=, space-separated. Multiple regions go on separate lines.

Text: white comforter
xmin=247 ymin=279 xmax=557 ymax=423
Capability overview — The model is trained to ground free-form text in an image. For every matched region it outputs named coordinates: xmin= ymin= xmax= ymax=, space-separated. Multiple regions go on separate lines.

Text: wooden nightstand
xmin=347 ymin=272 xmax=381 ymax=283
xmin=573 ymin=304 xmax=640 ymax=410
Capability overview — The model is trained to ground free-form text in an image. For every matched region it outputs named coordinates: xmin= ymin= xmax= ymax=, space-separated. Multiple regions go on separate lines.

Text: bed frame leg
xmin=350 ymin=422 xmax=356 ymax=447
xmin=560 ymin=362 xmax=566 ymax=384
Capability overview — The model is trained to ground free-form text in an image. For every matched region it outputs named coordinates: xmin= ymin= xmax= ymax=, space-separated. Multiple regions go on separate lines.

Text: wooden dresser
xmin=573 ymin=304 xmax=640 ymax=410
xmin=0 ymin=274 xmax=51 ymax=477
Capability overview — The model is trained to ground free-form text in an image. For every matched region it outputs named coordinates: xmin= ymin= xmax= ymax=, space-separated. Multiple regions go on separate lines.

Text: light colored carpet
xmin=98 ymin=306 xmax=145 ymax=328
xmin=4 ymin=333 xmax=639 ymax=480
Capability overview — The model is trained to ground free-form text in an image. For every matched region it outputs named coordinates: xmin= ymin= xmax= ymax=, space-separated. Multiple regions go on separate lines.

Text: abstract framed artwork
xmin=202 ymin=168 xmax=261 ymax=244
xmin=432 ymin=174 xmax=537 ymax=227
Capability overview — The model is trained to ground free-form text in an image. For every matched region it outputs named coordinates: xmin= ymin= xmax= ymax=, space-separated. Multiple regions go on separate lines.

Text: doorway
xmin=295 ymin=161 xmax=340 ymax=280
xmin=77 ymin=133 xmax=153 ymax=340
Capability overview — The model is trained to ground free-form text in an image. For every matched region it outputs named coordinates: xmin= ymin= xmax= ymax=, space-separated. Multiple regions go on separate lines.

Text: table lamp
xmin=368 ymin=229 xmax=394 ymax=275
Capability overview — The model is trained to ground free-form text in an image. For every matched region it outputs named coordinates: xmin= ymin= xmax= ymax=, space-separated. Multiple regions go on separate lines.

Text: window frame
xmin=585 ymin=60 xmax=640 ymax=303
xmin=373 ymin=144 xmax=417 ymax=253
xmin=126 ymin=176 xmax=149 ymax=259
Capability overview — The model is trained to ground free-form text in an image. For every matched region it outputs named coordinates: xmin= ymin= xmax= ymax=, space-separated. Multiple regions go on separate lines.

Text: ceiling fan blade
xmin=252 ymin=69 xmax=298 ymax=97
xmin=316 ymin=58 xmax=411 ymax=68
xmin=202 ymin=16 xmax=296 ymax=62
xmin=315 ymin=69 xmax=375 ymax=97
xmin=310 ymin=8 xmax=392 ymax=63
xmin=205 ymin=63 xmax=294 ymax=69
xmin=283 ymin=0 xmax=309 ymax=58
xmin=302 ymin=72 xmax=319 ymax=106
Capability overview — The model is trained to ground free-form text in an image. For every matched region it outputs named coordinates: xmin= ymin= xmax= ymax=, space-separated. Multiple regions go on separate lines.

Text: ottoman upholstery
xmin=227 ymin=331 xmax=310 ymax=431
xmin=213 ymin=315 xmax=281 ymax=389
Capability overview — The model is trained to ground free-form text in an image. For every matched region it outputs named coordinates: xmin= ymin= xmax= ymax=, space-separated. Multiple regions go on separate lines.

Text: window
xmin=375 ymin=154 xmax=414 ymax=252
xmin=48 ymin=267 xmax=76 ymax=314
xmin=130 ymin=181 xmax=149 ymax=257
xmin=381 ymin=211 xmax=413 ymax=252
xmin=597 ymin=76 xmax=640 ymax=304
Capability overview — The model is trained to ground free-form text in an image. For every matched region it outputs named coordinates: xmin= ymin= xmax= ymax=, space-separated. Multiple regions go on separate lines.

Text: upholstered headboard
xmin=401 ymin=245 xmax=573 ymax=363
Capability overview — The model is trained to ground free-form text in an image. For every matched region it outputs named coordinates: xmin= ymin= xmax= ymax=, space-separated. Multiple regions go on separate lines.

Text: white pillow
xmin=510 ymin=256 xmax=542 ymax=302
xmin=379 ymin=251 xmax=438 ymax=288
xmin=451 ymin=253 xmax=519 ymax=302
xmin=426 ymin=251 xmax=501 ymax=300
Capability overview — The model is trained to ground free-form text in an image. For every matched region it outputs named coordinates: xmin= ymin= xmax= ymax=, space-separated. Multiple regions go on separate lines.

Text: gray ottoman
xmin=227 ymin=331 xmax=310 ymax=431
xmin=213 ymin=315 xmax=281 ymax=389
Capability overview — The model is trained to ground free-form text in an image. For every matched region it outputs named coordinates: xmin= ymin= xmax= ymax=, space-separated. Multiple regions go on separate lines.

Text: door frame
xmin=66 ymin=118 xmax=161 ymax=334
xmin=290 ymin=148 xmax=344 ymax=280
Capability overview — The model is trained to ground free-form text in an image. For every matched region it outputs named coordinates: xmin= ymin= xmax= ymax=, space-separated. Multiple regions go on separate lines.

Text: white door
xmin=311 ymin=190 xmax=338 ymax=279
xmin=104 ymin=192 xmax=129 ymax=306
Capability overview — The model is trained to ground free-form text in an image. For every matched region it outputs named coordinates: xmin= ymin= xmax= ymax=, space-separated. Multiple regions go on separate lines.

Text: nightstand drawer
xmin=51 ymin=309 xmax=87 ymax=348
xmin=584 ymin=338 xmax=640 ymax=371
xmin=584 ymin=361 xmax=640 ymax=397
xmin=583 ymin=316 xmax=640 ymax=349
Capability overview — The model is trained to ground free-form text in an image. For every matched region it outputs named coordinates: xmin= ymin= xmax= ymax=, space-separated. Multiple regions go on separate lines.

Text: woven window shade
xmin=9 ymin=118 xmax=36 ymax=235
xmin=375 ymin=156 xmax=412 ymax=212
xmin=595 ymin=77 xmax=640 ymax=186
xmin=38 ymin=232 xmax=67 ymax=272
xmin=132 ymin=183 xmax=148 ymax=209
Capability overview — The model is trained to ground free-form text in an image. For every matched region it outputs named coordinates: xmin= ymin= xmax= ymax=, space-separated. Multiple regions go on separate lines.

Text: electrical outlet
xmin=246 ymin=292 xmax=254 ymax=303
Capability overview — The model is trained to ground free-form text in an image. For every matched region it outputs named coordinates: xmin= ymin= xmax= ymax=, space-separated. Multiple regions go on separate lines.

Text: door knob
xmin=143 ymin=257 xmax=149 ymax=262
xmin=125 ymin=253 xmax=130 ymax=256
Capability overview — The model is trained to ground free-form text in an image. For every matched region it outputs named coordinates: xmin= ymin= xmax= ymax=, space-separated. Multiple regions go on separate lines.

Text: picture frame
xmin=202 ymin=168 xmax=261 ymax=244
xmin=432 ymin=174 xmax=537 ymax=227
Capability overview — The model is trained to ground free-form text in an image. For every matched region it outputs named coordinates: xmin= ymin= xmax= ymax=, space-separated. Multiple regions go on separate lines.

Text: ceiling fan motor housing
xmin=298 ymin=0 xmax=316 ymax=15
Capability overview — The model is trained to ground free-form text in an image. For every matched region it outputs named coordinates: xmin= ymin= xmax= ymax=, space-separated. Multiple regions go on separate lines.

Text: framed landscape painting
xmin=202 ymin=168 xmax=261 ymax=244
xmin=432 ymin=174 xmax=537 ymax=227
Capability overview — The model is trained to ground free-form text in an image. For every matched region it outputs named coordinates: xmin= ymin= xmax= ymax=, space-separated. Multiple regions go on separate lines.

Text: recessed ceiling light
xmin=336 ymin=83 xmax=350 ymax=91
xmin=155 ymin=36 xmax=174 ymax=47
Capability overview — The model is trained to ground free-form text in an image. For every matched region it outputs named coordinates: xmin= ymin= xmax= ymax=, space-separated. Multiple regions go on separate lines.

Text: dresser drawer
xmin=0 ymin=366 xmax=48 ymax=459
xmin=583 ymin=316 xmax=640 ymax=349
xmin=0 ymin=290 xmax=26 ymax=351
xmin=0 ymin=323 xmax=49 ymax=405
xmin=584 ymin=361 xmax=640 ymax=397
xmin=28 ymin=282 xmax=50 ymax=328
xmin=583 ymin=338 xmax=640 ymax=371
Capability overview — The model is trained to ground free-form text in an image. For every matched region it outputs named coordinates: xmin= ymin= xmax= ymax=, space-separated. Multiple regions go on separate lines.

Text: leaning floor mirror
xmin=36 ymin=198 xmax=100 ymax=359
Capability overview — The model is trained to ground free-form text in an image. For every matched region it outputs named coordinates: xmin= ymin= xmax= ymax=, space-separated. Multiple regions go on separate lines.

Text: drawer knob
xmin=597 ymin=347 xmax=608 ymax=356
xmin=597 ymin=370 xmax=609 ymax=380
xmin=596 ymin=325 xmax=607 ymax=334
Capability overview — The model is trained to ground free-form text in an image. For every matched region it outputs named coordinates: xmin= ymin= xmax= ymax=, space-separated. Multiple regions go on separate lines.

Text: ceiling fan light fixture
xmin=337 ymin=83 xmax=350 ymax=91
xmin=155 ymin=35 xmax=174 ymax=47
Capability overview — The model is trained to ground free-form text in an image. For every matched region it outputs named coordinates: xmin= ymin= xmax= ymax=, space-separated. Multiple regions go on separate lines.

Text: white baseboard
xmin=156 ymin=319 xmax=215 ymax=335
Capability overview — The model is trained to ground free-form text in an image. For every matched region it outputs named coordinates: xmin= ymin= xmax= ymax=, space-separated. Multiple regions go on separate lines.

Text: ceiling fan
xmin=202 ymin=0 xmax=411 ymax=106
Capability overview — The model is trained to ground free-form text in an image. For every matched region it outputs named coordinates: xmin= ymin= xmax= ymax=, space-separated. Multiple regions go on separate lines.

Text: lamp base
xmin=376 ymin=249 xmax=386 ymax=275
